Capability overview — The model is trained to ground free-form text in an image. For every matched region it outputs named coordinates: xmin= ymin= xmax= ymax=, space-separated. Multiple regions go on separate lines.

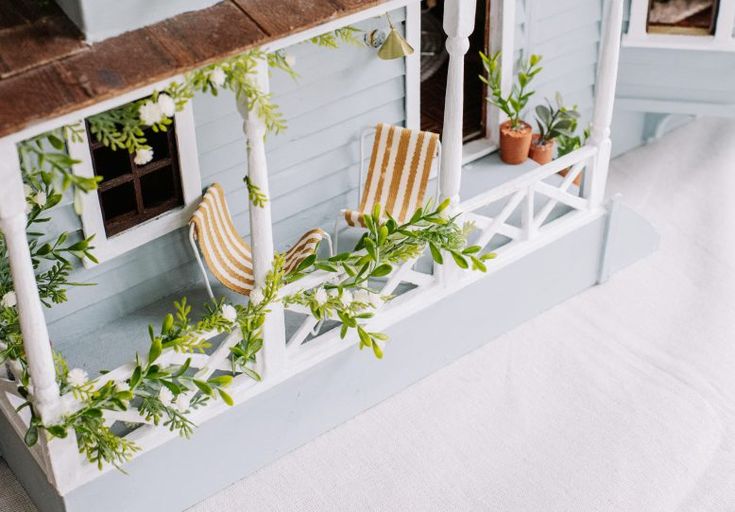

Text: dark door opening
xmin=420 ymin=0 xmax=489 ymax=141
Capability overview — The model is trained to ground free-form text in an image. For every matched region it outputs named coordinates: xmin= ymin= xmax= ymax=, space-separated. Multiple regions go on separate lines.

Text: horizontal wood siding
xmin=519 ymin=0 xmax=601 ymax=132
xmin=46 ymin=12 xmax=407 ymax=341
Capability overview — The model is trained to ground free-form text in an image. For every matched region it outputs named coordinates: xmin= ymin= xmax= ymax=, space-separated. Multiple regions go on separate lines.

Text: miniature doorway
xmin=420 ymin=0 xmax=489 ymax=142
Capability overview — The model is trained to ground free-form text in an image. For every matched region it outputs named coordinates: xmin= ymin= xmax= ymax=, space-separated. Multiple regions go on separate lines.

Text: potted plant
xmin=529 ymin=93 xmax=579 ymax=165
xmin=480 ymin=51 xmax=543 ymax=165
xmin=556 ymin=104 xmax=590 ymax=186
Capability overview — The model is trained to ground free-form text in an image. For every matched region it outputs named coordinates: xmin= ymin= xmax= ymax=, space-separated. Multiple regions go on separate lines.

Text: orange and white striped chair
xmin=189 ymin=183 xmax=332 ymax=300
xmin=335 ymin=123 xmax=440 ymax=248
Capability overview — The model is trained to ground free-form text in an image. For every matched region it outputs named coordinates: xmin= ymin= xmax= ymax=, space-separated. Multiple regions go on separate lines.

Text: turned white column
xmin=0 ymin=142 xmax=61 ymax=423
xmin=439 ymin=0 xmax=476 ymax=207
xmin=585 ymin=0 xmax=624 ymax=208
xmin=236 ymin=59 xmax=287 ymax=377
xmin=0 ymin=141 xmax=81 ymax=490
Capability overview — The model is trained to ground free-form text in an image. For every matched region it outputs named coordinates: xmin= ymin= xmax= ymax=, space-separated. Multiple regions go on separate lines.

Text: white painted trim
xmin=404 ymin=1 xmax=421 ymax=130
xmin=69 ymin=102 xmax=202 ymax=266
xmin=624 ymin=0 xmax=735 ymax=52
xmin=464 ymin=0 xmax=515 ymax=162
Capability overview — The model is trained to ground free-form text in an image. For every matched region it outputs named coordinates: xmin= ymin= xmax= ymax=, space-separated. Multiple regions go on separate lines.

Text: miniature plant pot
xmin=529 ymin=134 xmax=555 ymax=164
xmin=499 ymin=120 xmax=533 ymax=165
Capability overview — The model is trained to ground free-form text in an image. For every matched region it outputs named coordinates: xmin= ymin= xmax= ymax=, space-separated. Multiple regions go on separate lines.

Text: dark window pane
xmin=144 ymin=128 xmax=172 ymax=164
xmin=140 ymin=166 xmax=177 ymax=210
xmin=92 ymin=145 xmax=131 ymax=182
xmin=87 ymin=108 xmax=184 ymax=237
xmin=100 ymin=182 xmax=137 ymax=222
xmin=648 ymin=0 xmax=719 ymax=35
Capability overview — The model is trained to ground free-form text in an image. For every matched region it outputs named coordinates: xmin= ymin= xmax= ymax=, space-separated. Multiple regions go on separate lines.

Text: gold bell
xmin=377 ymin=16 xmax=414 ymax=60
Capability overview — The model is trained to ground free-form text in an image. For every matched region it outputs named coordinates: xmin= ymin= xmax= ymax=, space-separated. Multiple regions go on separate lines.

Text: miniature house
xmin=0 ymin=1 xmax=660 ymax=511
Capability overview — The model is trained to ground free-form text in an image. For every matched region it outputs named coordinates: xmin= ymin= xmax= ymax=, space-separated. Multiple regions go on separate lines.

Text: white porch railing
xmin=0 ymin=0 xmax=625 ymax=496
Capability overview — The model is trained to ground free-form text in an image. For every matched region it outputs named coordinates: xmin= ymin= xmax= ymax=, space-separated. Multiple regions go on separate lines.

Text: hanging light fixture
xmin=377 ymin=13 xmax=414 ymax=60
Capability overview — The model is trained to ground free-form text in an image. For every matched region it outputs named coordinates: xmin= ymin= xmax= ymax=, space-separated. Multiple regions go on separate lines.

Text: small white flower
xmin=134 ymin=148 xmax=153 ymax=166
xmin=221 ymin=303 xmax=237 ymax=323
xmin=209 ymin=68 xmax=226 ymax=87
xmin=369 ymin=293 xmax=383 ymax=308
xmin=314 ymin=288 xmax=329 ymax=306
xmin=61 ymin=397 xmax=83 ymax=416
xmin=0 ymin=341 xmax=7 ymax=351
xmin=340 ymin=289 xmax=353 ymax=307
xmin=32 ymin=191 xmax=47 ymax=207
xmin=285 ymin=53 xmax=296 ymax=67
xmin=116 ymin=381 xmax=130 ymax=393
xmin=354 ymin=290 xmax=370 ymax=304
xmin=159 ymin=387 xmax=174 ymax=405
xmin=249 ymin=288 xmax=265 ymax=307
xmin=1 ymin=291 xmax=17 ymax=308
xmin=23 ymin=184 xmax=33 ymax=197
xmin=173 ymin=398 xmax=189 ymax=413
xmin=327 ymin=288 xmax=339 ymax=298
xmin=139 ymin=101 xmax=163 ymax=126
xmin=67 ymin=368 xmax=88 ymax=387
xmin=156 ymin=94 xmax=176 ymax=117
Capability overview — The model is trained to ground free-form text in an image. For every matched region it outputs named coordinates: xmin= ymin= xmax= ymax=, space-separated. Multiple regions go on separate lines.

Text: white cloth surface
xmin=2 ymin=118 xmax=734 ymax=511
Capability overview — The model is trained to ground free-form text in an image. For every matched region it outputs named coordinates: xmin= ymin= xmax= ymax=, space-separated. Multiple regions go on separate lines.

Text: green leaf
xmin=451 ymin=252 xmax=469 ymax=269
xmin=241 ymin=366 xmax=262 ymax=382
xmin=429 ymin=243 xmax=443 ymax=264
xmin=193 ymin=380 xmax=213 ymax=396
xmin=24 ymin=425 xmax=38 ymax=447
xmin=371 ymin=340 xmax=384 ymax=359
xmin=218 ymin=389 xmax=234 ymax=406
xmin=46 ymin=425 xmax=68 ymax=438
xmin=208 ymin=375 xmax=233 ymax=387
xmin=371 ymin=263 xmax=393 ymax=277
xmin=148 ymin=337 xmax=163 ymax=365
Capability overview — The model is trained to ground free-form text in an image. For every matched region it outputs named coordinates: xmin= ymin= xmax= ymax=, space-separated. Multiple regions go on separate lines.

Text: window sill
xmin=462 ymin=137 xmax=498 ymax=165
xmin=622 ymin=33 xmax=735 ymax=52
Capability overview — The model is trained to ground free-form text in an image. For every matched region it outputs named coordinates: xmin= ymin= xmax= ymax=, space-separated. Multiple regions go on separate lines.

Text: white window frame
xmin=405 ymin=0 xmax=515 ymax=166
xmin=624 ymin=0 xmax=735 ymax=51
xmin=68 ymin=102 xmax=202 ymax=267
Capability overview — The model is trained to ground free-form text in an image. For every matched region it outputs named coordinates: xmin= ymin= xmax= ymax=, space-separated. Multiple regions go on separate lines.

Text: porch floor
xmin=49 ymin=151 xmax=570 ymax=375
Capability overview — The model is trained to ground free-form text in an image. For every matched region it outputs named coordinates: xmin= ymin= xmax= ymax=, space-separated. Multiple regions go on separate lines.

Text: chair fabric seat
xmin=191 ymin=183 xmax=327 ymax=296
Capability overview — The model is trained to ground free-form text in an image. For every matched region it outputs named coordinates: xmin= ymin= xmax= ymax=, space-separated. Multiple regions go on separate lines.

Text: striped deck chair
xmin=189 ymin=183 xmax=332 ymax=300
xmin=335 ymin=123 xmax=440 ymax=247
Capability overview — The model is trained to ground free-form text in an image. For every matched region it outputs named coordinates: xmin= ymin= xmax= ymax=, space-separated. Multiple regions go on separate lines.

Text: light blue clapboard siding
xmin=612 ymin=0 xmax=735 ymax=153
xmin=519 ymin=0 xmax=602 ymax=131
xmin=46 ymin=12 xmax=407 ymax=340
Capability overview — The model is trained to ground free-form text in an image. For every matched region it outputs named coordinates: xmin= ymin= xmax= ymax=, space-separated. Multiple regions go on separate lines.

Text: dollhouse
xmin=0 ymin=0 xmax=660 ymax=511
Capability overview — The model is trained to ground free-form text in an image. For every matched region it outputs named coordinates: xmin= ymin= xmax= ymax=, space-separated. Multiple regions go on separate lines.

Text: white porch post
xmin=439 ymin=0 xmax=477 ymax=207
xmin=0 ymin=141 xmax=79 ymax=490
xmin=584 ymin=0 xmax=624 ymax=208
xmin=436 ymin=0 xmax=476 ymax=286
xmin=236 ymin=59 xmax=287 ymax=377
xmin=0 ymin=142 xmax=61 ymax=421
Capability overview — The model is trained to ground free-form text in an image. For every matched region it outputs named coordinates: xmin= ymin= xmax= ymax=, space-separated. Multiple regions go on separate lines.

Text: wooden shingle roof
xmin=0 ymin=0 xmax=382 ymax=138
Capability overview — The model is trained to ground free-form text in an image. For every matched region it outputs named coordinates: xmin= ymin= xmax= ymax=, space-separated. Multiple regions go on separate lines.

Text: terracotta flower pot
xmin=499 ymin=120 xmax=532 ymax=165
xmin=528 ymin=134 xmax=555 ymax=165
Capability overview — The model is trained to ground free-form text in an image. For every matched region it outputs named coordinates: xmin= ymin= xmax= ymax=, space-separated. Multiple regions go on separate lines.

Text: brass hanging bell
xmin=377 ymin=15 xmax=414 ymax=60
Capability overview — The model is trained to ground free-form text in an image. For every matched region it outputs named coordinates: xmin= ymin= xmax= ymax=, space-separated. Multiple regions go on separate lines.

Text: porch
xmin=49 ymin=153 xmax=577 ymax=376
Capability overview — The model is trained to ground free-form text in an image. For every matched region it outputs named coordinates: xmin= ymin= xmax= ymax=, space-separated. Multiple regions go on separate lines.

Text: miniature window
xmin=647 ymin=0 xmax=720 ymax=35
xmin=88 ymin=123 xmax=184 ymax=236
xmin=70 ymin=101 xmax=201 ymax=266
